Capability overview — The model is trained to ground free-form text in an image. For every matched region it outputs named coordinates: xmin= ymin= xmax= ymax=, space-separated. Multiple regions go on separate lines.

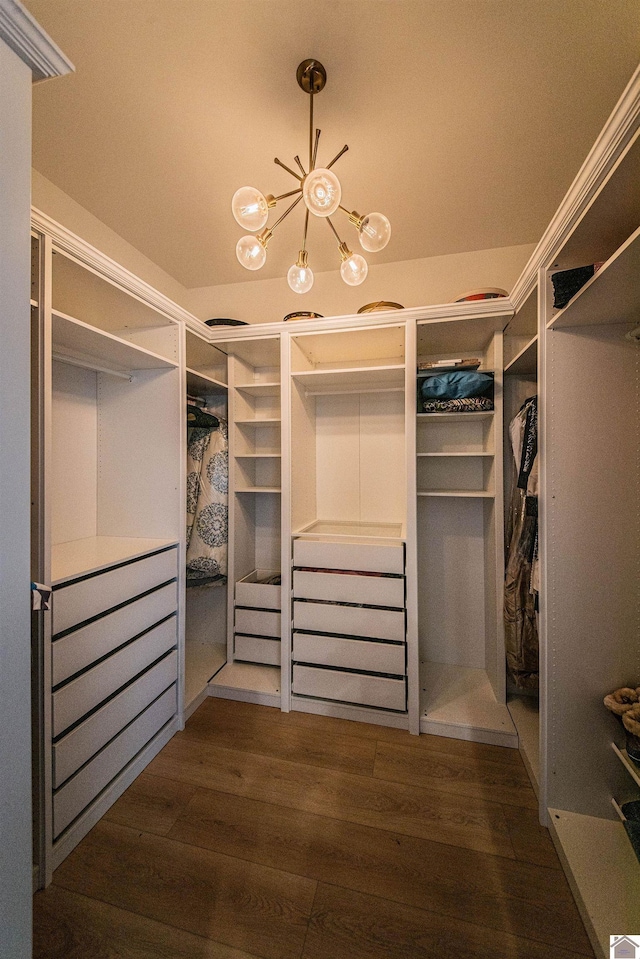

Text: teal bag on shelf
xmin=421 ymin=371 xmax=493 ymax=400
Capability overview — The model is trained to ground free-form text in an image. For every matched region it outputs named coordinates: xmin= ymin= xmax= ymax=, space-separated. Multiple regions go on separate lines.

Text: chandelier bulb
xmin=236 ymin=234 xmax=267 ymax=271
xmin=338 ymin=245 xmax=368 ymax=286
xmin=303 ymin=168 xmax=342 ymax=217
xmin=358 ymin=212 xmax=391 ymax=252
xmin=287 ymin=251 xmax=314 ymax=294
xmin=232 ymin=187 xmax=275 ymax=232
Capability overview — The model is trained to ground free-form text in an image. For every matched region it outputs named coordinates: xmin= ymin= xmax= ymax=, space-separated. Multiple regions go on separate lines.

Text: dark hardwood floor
xmin=33 ymin=697 xmax=594 ymax=959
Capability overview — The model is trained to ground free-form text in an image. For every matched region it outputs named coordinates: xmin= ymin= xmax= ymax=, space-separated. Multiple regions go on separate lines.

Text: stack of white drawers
xmin=50 ymin=547 xmax=178 ymax=839
xmin=291 ymin=538 xmax=407 ymax=711
xmin=234 ymin=569 xmax=282 ymax=665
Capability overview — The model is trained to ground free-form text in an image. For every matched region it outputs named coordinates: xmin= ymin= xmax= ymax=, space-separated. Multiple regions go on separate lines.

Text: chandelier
xmin=232 ymin=59 xmax=391 ymax=293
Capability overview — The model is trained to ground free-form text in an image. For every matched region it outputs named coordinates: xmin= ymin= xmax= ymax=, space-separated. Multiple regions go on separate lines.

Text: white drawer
xmin=52 ymin=582 xmax=177 ymax=686
xmin=53 ymin=616 xmax=177 ymax=737
xmin=293 ymin=632 xmax=405 ymax=675
xmin=293 ymin=538 xmax=404 ymax=575
xmin=235 ymin=570 xmax=281 ymax=610
xmin=53 ymin=685 xmax=176 ymax=839
xmin=293 ymin=569 xmax=404 ymax=608
xmin=235 ymin=607 xmax=281 ymax=638
xmin=293 ymin=664 xmax=406 ymax=711
xmin=53 ymin=547 xmax=177 ymax=635
xmin=293 ymin=600 xmax=405 ymax=643
xmin=234 ymin=634 xmax=281 ymax=666
xmin=53 ymin=651 xmax=177 ymax=788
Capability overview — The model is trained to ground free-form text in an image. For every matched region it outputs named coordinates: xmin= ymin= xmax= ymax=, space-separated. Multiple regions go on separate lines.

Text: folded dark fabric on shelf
xmin=421 ymin=396 xmax=494 ymax=414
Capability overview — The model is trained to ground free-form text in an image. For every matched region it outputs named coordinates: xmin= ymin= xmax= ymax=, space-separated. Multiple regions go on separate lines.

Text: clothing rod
xmin=52 ymin=352 xmax=133 ymax=381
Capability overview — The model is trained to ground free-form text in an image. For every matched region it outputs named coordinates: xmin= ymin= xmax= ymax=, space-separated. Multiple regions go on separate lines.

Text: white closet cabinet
xmin=31 ymin=228 xmax=183 ymax=883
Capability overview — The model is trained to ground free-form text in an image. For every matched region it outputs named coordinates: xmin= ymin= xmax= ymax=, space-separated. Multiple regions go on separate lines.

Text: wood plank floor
xmin=33 ymin=698 xmax=595 ymax=959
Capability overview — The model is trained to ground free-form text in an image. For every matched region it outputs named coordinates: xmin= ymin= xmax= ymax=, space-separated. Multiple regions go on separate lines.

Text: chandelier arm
xmin=294 ymin=156 xmax=307 ymax=177
xmin=312 ymin=129 xmax=321 ymax=171
xmin=275 ymin=188 xmax=303 ymax=202
xmin=326 ymin=216 xmax=344 ymax=245
xmin=338 ymin=204 xmax=364 ymax=228
xmin=327 ymin=144 xmax=349 ymax=169
xmin=302 ymin=209 xmax=310 ymax=253
xmin=271 ymin=194 xmax=304 ymax=232
xmin=274 ymin=157 xmax=302 ymax=181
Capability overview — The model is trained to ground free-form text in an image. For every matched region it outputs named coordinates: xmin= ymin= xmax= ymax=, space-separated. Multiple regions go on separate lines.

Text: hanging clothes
xmin=504 ymin=396 xmax=539 ymax=690
xmin=186 ymin=414 xmax=228 ymax=587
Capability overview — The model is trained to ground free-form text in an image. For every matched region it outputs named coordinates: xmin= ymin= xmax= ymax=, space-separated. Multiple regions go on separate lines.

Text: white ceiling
xmin=26 ymin=0 xmax=640 ymax=290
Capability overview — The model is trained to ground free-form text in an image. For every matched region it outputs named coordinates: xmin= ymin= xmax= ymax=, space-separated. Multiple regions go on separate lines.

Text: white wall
xmin=184 ymin=243 xmax=535 ymax=325
xmin=0 ymin=38 xmax=34 ymax=959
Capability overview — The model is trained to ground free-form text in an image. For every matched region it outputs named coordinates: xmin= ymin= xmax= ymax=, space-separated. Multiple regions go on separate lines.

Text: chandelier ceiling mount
xmin=232 ymin=59 xmax=391 ymax=293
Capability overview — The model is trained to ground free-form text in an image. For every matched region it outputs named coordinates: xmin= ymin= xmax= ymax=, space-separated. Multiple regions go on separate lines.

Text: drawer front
xmin=53 ymin=616 xmax=177 ymax=737
xmin=53 ymin=547 xmax=177 ymax=635
xmin=293 ymin=665 xmax=406 ymax=712
xmin=235 ymin=572 xmax=281 ymax=611
xmin=53 ymin=651 xmax=177 ymax=788
xmin=52 ymin=582 xmax=177 ymax=686
xmin=53 ymin=685 xmax=176 ymax=839
xmin=234 ymin=635 xmax=281 ymax=666
xmin=293 ymin=632 xmax=405 ymax=676
xmin=293 ymin=601 xmax=405 ymax=643
xmin=293 ymin=539 xmax=404 ymax=575
xmin=235 ymin=607 xmax=281 ymax=638
xmin=293 ymin=569 xmax=404 ymax=608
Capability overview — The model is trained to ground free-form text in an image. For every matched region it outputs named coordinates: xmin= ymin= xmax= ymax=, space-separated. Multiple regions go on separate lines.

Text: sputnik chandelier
xmin=232 ymin=59 xmax=391 ymax=293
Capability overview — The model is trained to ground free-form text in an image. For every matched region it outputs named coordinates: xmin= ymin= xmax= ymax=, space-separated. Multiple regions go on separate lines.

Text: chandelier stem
xmin=271 ymin=193 xmax=303 ymax=232
xmin=275 ymin=188 xmax=302 ymax=202
xmin=294 ymin=156 xmax=307 ymax=177
xmin=312 ymin=129 xmax=321 ymax=171
xmin=274 ymin=157 xmax=302 ymax=181
xmin=302 ymin=209 xmax=310 ymax=253
xmin=327 ymin=144 xmax=349 ymax=169
xmin=309 ymin=92 xmax=314 ymax=171
xmin=326 ymin=216 xmax=343 ymax=244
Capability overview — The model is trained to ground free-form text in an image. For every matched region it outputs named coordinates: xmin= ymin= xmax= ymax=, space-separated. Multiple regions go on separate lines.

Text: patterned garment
xmin=186 ymin=419 xmax=228 ymax=585
xmin=420 ymin=396 xmax=494 ymax=413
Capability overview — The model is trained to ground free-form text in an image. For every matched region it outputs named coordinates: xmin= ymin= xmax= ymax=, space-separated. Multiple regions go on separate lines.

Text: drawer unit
xmin=53 ymin=651 xmax=177 ymax=788
xmin=53 ymin=547 xmax=177 ymax=635
xmin=293 ymin=538 xmax=404 ymax=575
xmin=293 ymin=664 xmax=406 ymax=712
xmin=235 ymin=634 xmax=281 ymax=666
xmin=235 ymin=570 xmax=281 ymax=610
xmin=293 ymin=600 xmax=405 ymax=643
xmin=293 ymin=569 xmax=404 ymax=608
xmin=53 ymin=616 xmax=177 ymax=737
xmin=52 ymin=582 xmax=177 ymax=686
xmin=293 ymin=632 xmax=405 ymax=675
xmin=53 ymin=684 xmax=176 ymax=839
xmin=235 ymin=606 xmax=281 ymax=638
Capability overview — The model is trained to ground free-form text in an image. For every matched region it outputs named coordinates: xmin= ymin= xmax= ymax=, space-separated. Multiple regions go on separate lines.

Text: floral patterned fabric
xmin=186 ymin=419 xmax=228 ymax=585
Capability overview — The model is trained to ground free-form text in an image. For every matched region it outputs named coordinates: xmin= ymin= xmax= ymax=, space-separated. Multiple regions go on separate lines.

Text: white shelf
xmin=235 ymin=382 xmax=280 ymax=396
xmin=52 ymin=535 xmax=178 ymax=586
xmin=208 ymin=661 xmax=281 ymax=708
xmin=52 ymin=309 xmax=177 ymax=373
xmin=417 ymin=411 xmax=494 ymax=421
xmin=612 ymin=742 xmax=640 ymax=789
xmin=417 ymin=489 xmax=494 ymax=498
xmin=31 ymin=298 xmax=38 ymax=308
xmin=235 ymin=418 xmax=281 ymax=425
xmin=505 ymin=335 xmax=538 ymax=375
xmin=235 ymin=487 xmax=281 ymax=494
xmin=417 ymin=452 xmax=494 ymax=458
xmin=419 ymin=662 xmax=517 ymax=747
xmin=186 ymin=367 xmax=227 ymax=395
xmin=292 ymin=365 xmax=405 ymax=395
xmin=294 ymin=519 xmax=405 ymax=540
xmin=548 ymin=223 xmax=640 ymax=330
xmin=235 ymin=453 xmax=281 ymax=459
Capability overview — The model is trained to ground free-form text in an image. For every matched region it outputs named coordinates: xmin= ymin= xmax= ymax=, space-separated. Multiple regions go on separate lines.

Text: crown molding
xmin=31 ymin=207 xmax=207 ymax=332
xmin=0 ymin=0 xmax=73 ymax=80
xmin=510 ymin=63 xmax=640 ymax=313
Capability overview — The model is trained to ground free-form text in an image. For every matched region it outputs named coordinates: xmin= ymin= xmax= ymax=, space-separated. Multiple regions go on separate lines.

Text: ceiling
xmin=25 ymin=0 xmax=640 ymax=290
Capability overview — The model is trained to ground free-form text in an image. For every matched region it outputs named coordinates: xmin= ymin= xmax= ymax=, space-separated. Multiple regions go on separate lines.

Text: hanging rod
xmin=52 ymin=352 xmax=134 ymax=381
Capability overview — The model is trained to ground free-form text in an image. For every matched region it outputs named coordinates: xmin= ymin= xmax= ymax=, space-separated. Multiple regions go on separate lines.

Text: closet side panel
xmin=359 ymin=391 xmax=406 ymax=525
xmin=96 ymin=368 xmax=181 ymax=539
xmin=51 ymin=361 xmax=97 ymax=545
xmin=545 ymin=323 xmax=640 ymax=817
xmin=290 ymin=380 xmax=317 ymax=531
xmin=315 ymin=394 xmax=360 ymax=521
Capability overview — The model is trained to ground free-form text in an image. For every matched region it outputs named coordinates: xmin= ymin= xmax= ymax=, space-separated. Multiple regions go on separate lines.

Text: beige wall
xmin=184 ymin=243 xmax=535 ymax=325
xmin=32 ymin=170 xmax=191 ymax=307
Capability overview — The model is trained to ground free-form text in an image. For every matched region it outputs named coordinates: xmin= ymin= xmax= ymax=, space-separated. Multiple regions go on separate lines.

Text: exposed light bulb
xmin=358 ymin=212 xmax=391 ymax=252
xmin=232 ymin=187 xmax=270 ymax=231
xmin=287 ymin=259 xmax=314 ymax=294
xmin=340 ymin=252 xmax=368 ymax=286
xmin=236 ymin=234 xmax=267 ymax=270
xmin=303 ymin=168 xmax=341 ymax=217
